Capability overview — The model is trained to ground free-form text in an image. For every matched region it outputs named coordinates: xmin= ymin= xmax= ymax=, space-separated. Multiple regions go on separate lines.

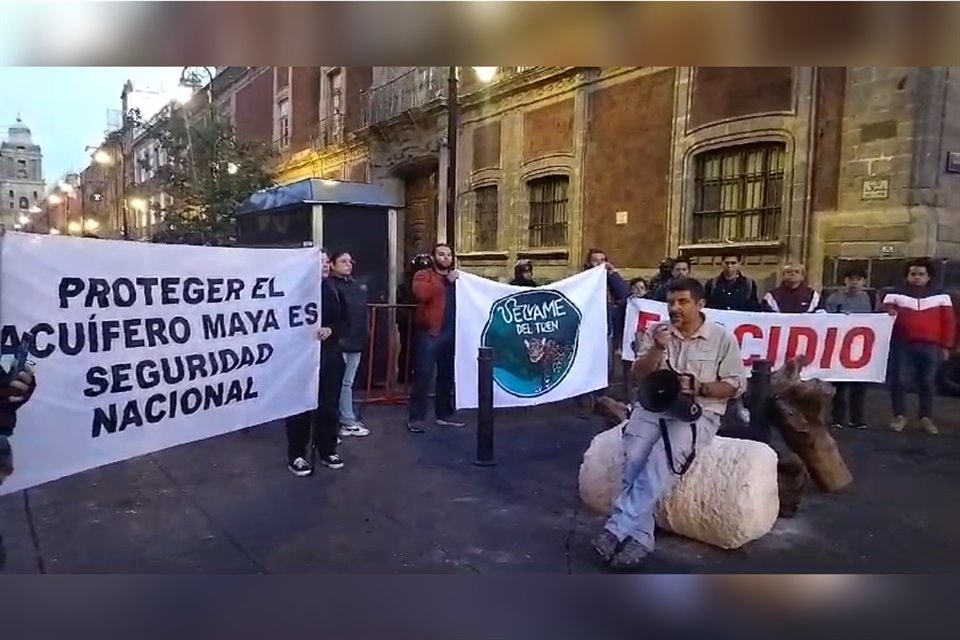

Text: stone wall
xmin=818 ymin=67 xmax=960 ymax=274
xmin=668 ymin=67 xmax=815 ymax=291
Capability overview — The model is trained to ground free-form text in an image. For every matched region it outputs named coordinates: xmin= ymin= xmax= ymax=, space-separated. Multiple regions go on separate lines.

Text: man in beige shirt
xmin=592 ymin=277 xmax=746 ymax=569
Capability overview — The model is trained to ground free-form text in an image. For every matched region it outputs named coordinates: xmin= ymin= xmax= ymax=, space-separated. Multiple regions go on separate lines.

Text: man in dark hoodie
xmin=329 ymin=250 xmax=371 ymax=438
xmin=509 ymin=259 xmax=538 ymax=287
xmin=0 ymin=365 xmax=37 ymax=570
xmin=576 ymin=249 xmax=630 ymax=417
xmin=284 ymin=249 xmax=347 ymax=477
xmin=824 ymin=266 xmax=873 ymax=429
xmin=650 ymin=257 xmax=691 ymax=302
xmin=761 ymin=264 xmax=821 ymax=313
xmin=704 ymin=255 xmax=760 ymax=311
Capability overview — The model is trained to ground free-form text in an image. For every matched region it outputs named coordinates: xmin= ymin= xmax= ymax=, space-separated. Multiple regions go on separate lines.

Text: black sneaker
xmin=407 ymin=421 xmax=426 ymax=434
xmin=317 ymin=453 xmax=344 ymax=470
xmin=436 ymin=416 xmax=465 ymax=428
xmin=609 ymin=537 xmax=650 ymax=569
xmin=591 ymin=530 xmax=620 ymax=563
xmin=287 ymin=457 xmax=313 ymax=477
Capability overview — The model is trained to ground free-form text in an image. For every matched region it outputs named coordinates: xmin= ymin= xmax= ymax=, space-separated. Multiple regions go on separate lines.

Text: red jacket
xmin=412 ymin=269 xmax=448 ymax=336
xmin=881 ymin=286 xmax=956 ymax=349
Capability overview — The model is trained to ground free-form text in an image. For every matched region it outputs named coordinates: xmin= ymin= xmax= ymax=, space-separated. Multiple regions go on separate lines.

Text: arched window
xmin=18 ymin=197 xmax=29 ymax=209
xmin=526 ymin=175 xmax=569 ymax=248
xmin=692 ymin=142 xmax=785 ymax=243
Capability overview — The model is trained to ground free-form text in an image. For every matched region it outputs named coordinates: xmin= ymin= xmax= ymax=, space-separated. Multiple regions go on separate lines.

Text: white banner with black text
xmin=0 ymin=232 xmax=320 ymax=494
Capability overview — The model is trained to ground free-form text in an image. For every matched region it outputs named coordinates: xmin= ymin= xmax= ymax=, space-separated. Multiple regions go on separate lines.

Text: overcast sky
xmin=0 ymin=67 xmax=184 ymax=183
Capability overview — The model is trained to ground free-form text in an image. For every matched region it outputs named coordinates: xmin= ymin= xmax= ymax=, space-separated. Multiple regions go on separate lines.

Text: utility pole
xmin=445 ymin=66 xmax=458 ymax=253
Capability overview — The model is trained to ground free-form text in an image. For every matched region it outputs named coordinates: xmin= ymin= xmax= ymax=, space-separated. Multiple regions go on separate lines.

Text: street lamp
xmin=48 ymin=193 xmax=63 ymax=205
xmin=17 ymin=214 xmax=29 ymax=226
xmin=445 ymin=66 xmax=499 ymax=252
xmin=67 ymin=221 xmax=82 ymax=235
xmin=473 ymin=67 xmax=498 ymax=83
xmin=226 ymin=162 xmax=239 ymax=175
xmin=86 ymin=145 xmax=113 ymax=165
xmin=177 ymin=67 xmax=217 ymax=187
xmin=84 ymin=218 xmax=100 ymax=232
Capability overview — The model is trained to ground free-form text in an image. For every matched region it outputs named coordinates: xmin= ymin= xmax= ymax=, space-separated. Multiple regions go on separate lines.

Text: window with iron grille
xmin=472 ymin=185 xmax=499 ymax=251
xmin=527 ymin=175 xmax=569 ymax=248
xmin=277 ymin=98 xmax=290 ymax=149
xmin=691 ymin=143 xmax=785 ymax=244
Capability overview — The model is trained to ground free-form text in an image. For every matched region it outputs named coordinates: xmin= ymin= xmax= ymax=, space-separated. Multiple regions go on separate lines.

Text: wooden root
xmin=768 ymin=358 xmax=853 ymax=493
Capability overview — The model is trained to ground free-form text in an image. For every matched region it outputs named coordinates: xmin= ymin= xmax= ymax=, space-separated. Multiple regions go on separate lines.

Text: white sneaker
xmin=340 ymin=423 xmax=370 ymax=437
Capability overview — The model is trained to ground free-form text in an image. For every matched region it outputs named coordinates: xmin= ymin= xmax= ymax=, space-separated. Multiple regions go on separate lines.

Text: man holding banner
xmin=593 ymin=278 xmax=746 ymax=569
xmin=407 ymin=244 xmax=465 ymax=433
xmin=0 ymin=366 xmax=35 ymax=571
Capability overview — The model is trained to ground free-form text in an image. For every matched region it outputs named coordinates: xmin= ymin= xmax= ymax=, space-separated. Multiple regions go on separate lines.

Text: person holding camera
xmin=1 ymin=365 xmax=37 ymax=570
xmin=592 ymin=278 xmax=745 ymax=569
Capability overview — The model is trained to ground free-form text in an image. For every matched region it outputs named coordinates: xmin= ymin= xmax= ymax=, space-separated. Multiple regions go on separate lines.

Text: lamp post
xmin=86 ymin=143 xmax=128 ymax=239
xmin=445 ymin=67 xmax=498 ymax=253
xmin=176 ymin=67 xmax=217 ymax=187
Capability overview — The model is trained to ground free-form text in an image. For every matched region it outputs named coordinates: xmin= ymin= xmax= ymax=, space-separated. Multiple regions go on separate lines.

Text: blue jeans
xmin=339 ymin=351 xmax=362 ymax=426
xmin=889 ymin=341 xmax=940 ymax=419
xmin=604 ymin=407 xmax=720 ymax=551
xmin=408 ymin=329 xmax=455 ymax=423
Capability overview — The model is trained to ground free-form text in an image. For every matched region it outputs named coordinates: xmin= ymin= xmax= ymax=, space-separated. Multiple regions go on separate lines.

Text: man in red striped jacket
xmin=880 ymin=258 xmax=956 ymax=434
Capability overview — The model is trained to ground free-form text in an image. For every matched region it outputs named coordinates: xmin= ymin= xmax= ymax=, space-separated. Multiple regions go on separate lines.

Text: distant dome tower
xmin=0 ymin=115 xmax=47 ymax=230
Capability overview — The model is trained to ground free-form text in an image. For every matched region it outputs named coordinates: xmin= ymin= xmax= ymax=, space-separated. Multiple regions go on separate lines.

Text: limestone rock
xmin=579 ymin=423 xmax=780 ymax=550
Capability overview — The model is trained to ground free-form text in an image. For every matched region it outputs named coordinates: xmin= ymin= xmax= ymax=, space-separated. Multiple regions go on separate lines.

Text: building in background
xmin=0 ymin=116 xmax=45 ymax=231
xmin=74 ymin=67 xmax=958 ymax=290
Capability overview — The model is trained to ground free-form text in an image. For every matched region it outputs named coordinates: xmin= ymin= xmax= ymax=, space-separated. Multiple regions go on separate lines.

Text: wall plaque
xmin=947 ymin=151 xmax=960 ymax=174
xmin=861 ymin=178 xmax=889 ymax=201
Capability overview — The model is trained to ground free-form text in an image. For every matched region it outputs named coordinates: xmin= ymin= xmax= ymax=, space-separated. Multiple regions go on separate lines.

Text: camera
xmin=636 ymin=369 xmax=703 ymax=422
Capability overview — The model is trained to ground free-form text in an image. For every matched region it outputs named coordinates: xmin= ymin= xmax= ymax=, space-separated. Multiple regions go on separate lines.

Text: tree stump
xmin=767 ymin=357 xmax=853 ymax=493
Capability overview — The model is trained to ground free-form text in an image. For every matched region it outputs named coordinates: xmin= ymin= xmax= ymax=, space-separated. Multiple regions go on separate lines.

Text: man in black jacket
xmin=704 ymin=255 xmax=760 ymax=311
xmin=329 ymin=250 xmax=371 ymax=438
xmin=1 ymin=365 xmax=36 ymax=571
xmin=284 ymin=249 xmax=347 ymax=476
xmin=509 ymin=259 xmax=538 ymax=287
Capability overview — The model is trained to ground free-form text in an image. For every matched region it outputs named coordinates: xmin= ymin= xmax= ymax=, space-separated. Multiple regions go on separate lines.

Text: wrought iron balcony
xmin=361 ymin=67 xmax=449 ymax=128
xmin=313 ymin=113 xmax=345 ymax=149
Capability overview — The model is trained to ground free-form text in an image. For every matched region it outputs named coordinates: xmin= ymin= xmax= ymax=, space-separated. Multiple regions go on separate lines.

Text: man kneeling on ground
xmin=591 ymin=278 xmax=745 ymax=569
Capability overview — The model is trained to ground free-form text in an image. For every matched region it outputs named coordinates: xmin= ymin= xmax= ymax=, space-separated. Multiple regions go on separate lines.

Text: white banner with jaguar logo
xmin=455 ymin=266 xmax=609 ymax=408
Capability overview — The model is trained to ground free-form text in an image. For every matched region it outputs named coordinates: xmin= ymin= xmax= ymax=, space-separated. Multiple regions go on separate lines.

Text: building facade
xmin=207 ymin=68 xmax=960 ymax=289
xmin=0 ymin=117 xmax=45 ymax=231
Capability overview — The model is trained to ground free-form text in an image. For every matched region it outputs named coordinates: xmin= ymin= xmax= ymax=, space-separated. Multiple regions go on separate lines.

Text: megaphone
xmin=636 ymin=369 xmax=703 ymax=422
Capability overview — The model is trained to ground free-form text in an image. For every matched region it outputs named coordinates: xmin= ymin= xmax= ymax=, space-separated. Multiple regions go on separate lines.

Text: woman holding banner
xmin=284 ymin=249 xmax=347 ymax=477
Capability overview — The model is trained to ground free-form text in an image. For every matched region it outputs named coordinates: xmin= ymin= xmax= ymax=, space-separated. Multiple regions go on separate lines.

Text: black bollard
xmin=475 ymin=346 xmax=496 ymax=467
xmin=748 ymin=359 xmax=773 ymax=443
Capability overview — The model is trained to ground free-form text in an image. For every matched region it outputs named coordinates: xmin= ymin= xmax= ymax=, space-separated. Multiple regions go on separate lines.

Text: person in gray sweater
xmin=824 ymin=267 xmax=873 ymax=429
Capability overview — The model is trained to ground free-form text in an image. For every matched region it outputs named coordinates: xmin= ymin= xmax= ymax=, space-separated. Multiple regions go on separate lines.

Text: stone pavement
xmin=1 ymin=388 xmax=959 ymax=573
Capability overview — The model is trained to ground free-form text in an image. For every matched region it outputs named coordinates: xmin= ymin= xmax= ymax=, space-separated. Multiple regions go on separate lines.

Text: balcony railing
xmin=314 ymin=113 xmax=345 ymax=149
xmin=359 ymin=67 xmax=545 ymax=128
xmin=361 ymin=67 xmax=448 ymax=128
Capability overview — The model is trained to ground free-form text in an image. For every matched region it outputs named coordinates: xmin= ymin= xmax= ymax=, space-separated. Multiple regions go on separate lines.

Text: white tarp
xmin=0 ymin=232 xmax=320 ymax=494
xmin=455 ymin=266 xmax=608 ymax=408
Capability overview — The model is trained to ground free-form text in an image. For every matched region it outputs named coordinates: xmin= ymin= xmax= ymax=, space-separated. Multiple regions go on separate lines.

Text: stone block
xmin=839 ymin=241 xmax=886 ymax=257
xmin=579 ymin=425 xmax=780 ymax=550
xmin=866 ymin=224 xmax=911 ymax=241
